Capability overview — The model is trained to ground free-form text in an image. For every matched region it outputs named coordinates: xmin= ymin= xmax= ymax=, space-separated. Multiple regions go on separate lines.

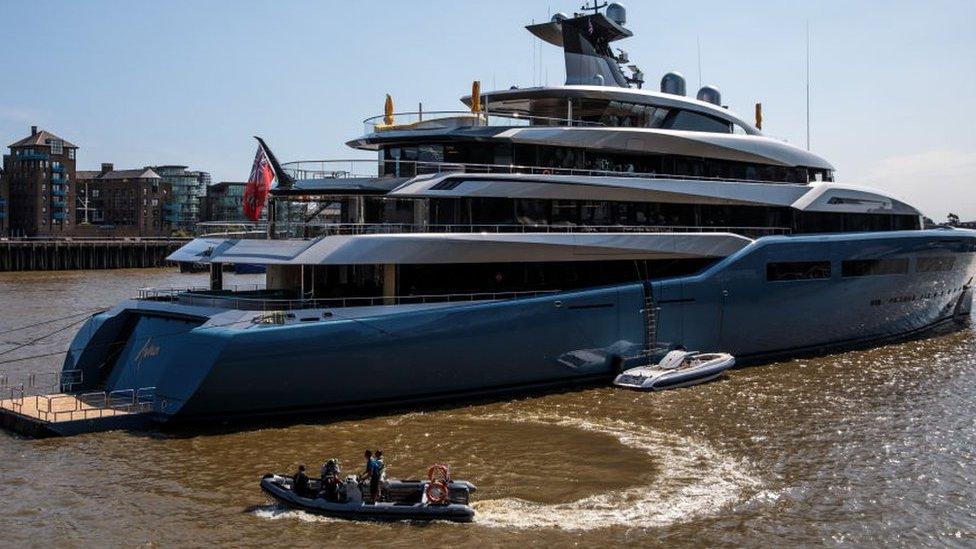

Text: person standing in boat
xmin=360 ymin=450 xmax=373 ymax=482
xmin=369 ymin=450 xmax=386 ymax=503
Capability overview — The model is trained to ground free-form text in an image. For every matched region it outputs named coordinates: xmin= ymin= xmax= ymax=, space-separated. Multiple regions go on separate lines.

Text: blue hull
xmin=62 ymin=230 xmax=976 ymax=424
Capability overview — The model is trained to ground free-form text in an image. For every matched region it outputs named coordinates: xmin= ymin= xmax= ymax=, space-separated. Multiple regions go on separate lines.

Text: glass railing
xmin=272 ymin=222 xmax=791 ymax=240
xmin=139 ymin=286 xmax=559 ymax=311
xmin=361 ymin=110 xmax=603 ymax=135
xmin=18 ymin=151 xmax=48 ymax=161
xmin=281 ymin=158 xmax=790 ymax=185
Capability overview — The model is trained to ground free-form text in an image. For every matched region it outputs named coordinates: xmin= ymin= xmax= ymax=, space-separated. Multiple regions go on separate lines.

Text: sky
xmin=1 ymin=0 xmax=974 ymax=220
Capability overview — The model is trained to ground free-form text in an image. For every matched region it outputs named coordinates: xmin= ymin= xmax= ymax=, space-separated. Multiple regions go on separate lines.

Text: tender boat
xmin=260 ymin=472 xmax=476 ymax=523
xmin=613 ymin=350 xmax=734 ymax=390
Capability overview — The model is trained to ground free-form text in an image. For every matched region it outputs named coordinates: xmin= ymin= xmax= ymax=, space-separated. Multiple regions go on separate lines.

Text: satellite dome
xmin=551 ymin=12 xmax=568 ymax=23
xmin=697 ymin=85 xmax=722 ymax=106
xmin=660 ymin=72 xmax=687 ymax=96
xmin=606 ymin=3 xmax=627 ymax=26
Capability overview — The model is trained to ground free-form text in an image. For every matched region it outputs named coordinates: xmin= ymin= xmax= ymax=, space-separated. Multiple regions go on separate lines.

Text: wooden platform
xmin=0 ymin=393 xmax=151 ymax=437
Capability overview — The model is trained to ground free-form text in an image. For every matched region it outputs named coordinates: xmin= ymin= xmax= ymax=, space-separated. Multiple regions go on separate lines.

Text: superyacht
xmin=32 ymin=4 xmax=976 ymax=428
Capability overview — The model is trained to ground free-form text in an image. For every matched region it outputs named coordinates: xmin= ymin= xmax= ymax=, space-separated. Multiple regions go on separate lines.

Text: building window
xmin=47 ymin=139 xmax=63 ymax=155
xmin=766 ymin=261 xmax=832 ymax=281
xmin=842 ymin=258 xmax=909 ymax=277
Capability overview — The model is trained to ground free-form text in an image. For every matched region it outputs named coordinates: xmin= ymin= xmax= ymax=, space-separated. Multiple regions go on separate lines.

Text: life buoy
xmin=427 ymin=464 xmax=450 ymax=483
xmin=541 ymin=169 xmax=552 ymax=175
xmin=425 ymin=480 xmax=450 ymax=504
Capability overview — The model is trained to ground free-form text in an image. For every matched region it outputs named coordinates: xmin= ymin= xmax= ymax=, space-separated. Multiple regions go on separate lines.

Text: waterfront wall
xmin=0 ymin=238 xmax=189 ymax=271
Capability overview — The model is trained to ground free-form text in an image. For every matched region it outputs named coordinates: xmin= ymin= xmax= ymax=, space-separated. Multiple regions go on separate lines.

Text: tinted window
xmin=665 ymin=110 xmax=732 ymax=133
xmin=766 ymin=261 xmax=832 ymax=281
xmin=916 ymin=256 xmax=955 ymax=272
xmin=841 ymin=259 xmax=909 ymax=277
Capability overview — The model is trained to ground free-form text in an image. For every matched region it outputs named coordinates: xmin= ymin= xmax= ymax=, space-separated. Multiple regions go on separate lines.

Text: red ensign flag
xmin=243 ymin=145 xmax=274 ymax=221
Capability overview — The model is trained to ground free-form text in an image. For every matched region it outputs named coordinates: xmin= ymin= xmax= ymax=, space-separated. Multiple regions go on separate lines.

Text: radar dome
xmin=551 ymin=12 xmax=568 ymax=23
xmin=660 ymin=72 xmax=686 ymax=96
xmin=606 ymin=3 xmax=627 ymax=26
xmin=696 ymin=85 xmax=722 ymax=106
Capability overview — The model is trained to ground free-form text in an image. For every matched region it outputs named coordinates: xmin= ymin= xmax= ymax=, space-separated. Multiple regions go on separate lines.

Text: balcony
xmin=18 ymin=151 xmax=48 ymax=161
xmin=50 ymin=187 xmax=67 ymax=197
xmin=52 ymin=212 xmax=67 ymax=221
xmin=51 ymin=200 xmax=66 ymax=209
xmin=51 ymin=164 xmax=65 ymax=173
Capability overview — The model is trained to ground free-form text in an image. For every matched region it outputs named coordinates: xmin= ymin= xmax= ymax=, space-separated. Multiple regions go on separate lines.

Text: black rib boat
xmin=260 ymin=474 xmax=476 ymax=522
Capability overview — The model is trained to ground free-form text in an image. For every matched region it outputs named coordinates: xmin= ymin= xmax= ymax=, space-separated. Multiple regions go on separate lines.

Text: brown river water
xmin=1 ymin=269 xmax=974 ymax=547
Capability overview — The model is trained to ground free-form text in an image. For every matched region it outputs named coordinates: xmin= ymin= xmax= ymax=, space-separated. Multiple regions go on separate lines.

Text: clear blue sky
xmin=1 ymin=0 xmax=973 ymax=219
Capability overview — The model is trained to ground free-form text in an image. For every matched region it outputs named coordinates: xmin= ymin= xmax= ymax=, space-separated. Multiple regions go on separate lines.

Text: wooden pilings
xmin=0 ymin=239 xmax=189 ymax=271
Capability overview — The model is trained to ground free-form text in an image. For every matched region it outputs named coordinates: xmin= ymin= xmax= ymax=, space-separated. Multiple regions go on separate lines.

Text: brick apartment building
xmin=0 ymin=164 xmax=7 ymax=235
xmin=75 ymin=164 xmax=173 ymax=237
xmin=1 ymin=126 xmax=78 ymax=236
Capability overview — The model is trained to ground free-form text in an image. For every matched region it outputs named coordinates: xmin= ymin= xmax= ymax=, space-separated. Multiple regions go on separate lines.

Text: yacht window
xmin=732 ymin=124 xmax=749 ymax=135
xmin=841 ymin=259 xmax=909 ymax=277
xmin=515 ymin=199 xmax=548 ymax=225
xmin=665 ymin=110 xmax=732 ymax=133
xmin=916 ymin=256 xmax=955 ymax=273
xmin=766 ymin=261 xmax=832 ymax=281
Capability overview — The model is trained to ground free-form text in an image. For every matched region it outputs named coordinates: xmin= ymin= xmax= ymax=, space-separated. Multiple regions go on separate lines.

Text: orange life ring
xmin=541 ymin=169 xmax=552 ymax=175
xmin=427 ymin=464 xmax=450 ymax=483
xmin=425 ymin=480 xmax=450 ymax=504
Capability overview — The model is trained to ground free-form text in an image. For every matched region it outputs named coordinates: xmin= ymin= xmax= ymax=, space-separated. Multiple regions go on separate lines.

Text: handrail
xmin=280 ymin=158 xmax=807 ymax=186
xmin=139 ymin=283 xmax=266 ymax=301
xmin=0 ymin=369 xmax=84 ymax=397
xmin=270 ymin=222 xmax=790 ymax=238
xmin=269 ymin=221 xmax=790 ymax=241
xmin=138 ymin=288 xmax=560 ymax=312
xmin=360 ymin=110 xmax=605 ymax=135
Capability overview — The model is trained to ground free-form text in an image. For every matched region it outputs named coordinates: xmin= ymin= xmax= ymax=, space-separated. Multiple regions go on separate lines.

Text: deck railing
xmin=272 ymin=222 xmax=791 ymax=240
xmin=360 ymin=110 xmax=604 ymax=136
xmin=280 ymin=157 xmax=802 ymax=185
xmin=138 ymin=287 xmax=558 ymax=312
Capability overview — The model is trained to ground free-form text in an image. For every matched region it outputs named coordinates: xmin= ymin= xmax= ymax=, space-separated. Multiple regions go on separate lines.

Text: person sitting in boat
xmin=319 ymin=458 xmax=341 ymax=502
xmin=292 ymin=464 xmax=311 ymax=498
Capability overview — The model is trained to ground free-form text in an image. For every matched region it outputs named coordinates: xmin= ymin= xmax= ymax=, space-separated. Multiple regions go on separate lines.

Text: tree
xmin=947 ymin=213 xmax=960 ymax=226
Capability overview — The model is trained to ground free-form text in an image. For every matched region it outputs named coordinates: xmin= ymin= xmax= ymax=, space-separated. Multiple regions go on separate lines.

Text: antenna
xmin=581 ymin=0 xmax=608 ymax=15
xmin=805 ymin=21 xmax=811 ymax=151
xmin=697 ymin=36 xmax=702 ymax=90
xmin=532 ymin=19 xmax=537 ymax=86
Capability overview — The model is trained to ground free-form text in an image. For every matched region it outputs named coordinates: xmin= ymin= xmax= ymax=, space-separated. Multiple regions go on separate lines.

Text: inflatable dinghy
xmin=260 ymin=473 xmax=476 ymax=522
xmin=613 ymin=350 xmax=735 ymax=390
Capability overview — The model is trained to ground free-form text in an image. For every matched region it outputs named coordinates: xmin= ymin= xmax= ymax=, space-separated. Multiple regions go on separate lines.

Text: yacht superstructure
xmin=36 ymin=4 xmax=975 ymax=429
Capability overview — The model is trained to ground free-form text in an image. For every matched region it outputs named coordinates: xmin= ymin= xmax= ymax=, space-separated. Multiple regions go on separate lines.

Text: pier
xmin=0 ymin=237 xmax=189 ymax=271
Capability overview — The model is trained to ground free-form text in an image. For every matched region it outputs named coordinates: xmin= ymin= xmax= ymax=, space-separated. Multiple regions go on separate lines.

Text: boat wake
xmin=467 ymin=413 xmax=763 ymax=531
xmin=250 ymin=504 xmax=342 ymax=524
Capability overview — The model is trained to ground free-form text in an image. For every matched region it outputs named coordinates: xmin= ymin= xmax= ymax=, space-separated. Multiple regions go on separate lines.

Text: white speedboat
xmin=613 ymin=350 xmax=734 ymax=390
